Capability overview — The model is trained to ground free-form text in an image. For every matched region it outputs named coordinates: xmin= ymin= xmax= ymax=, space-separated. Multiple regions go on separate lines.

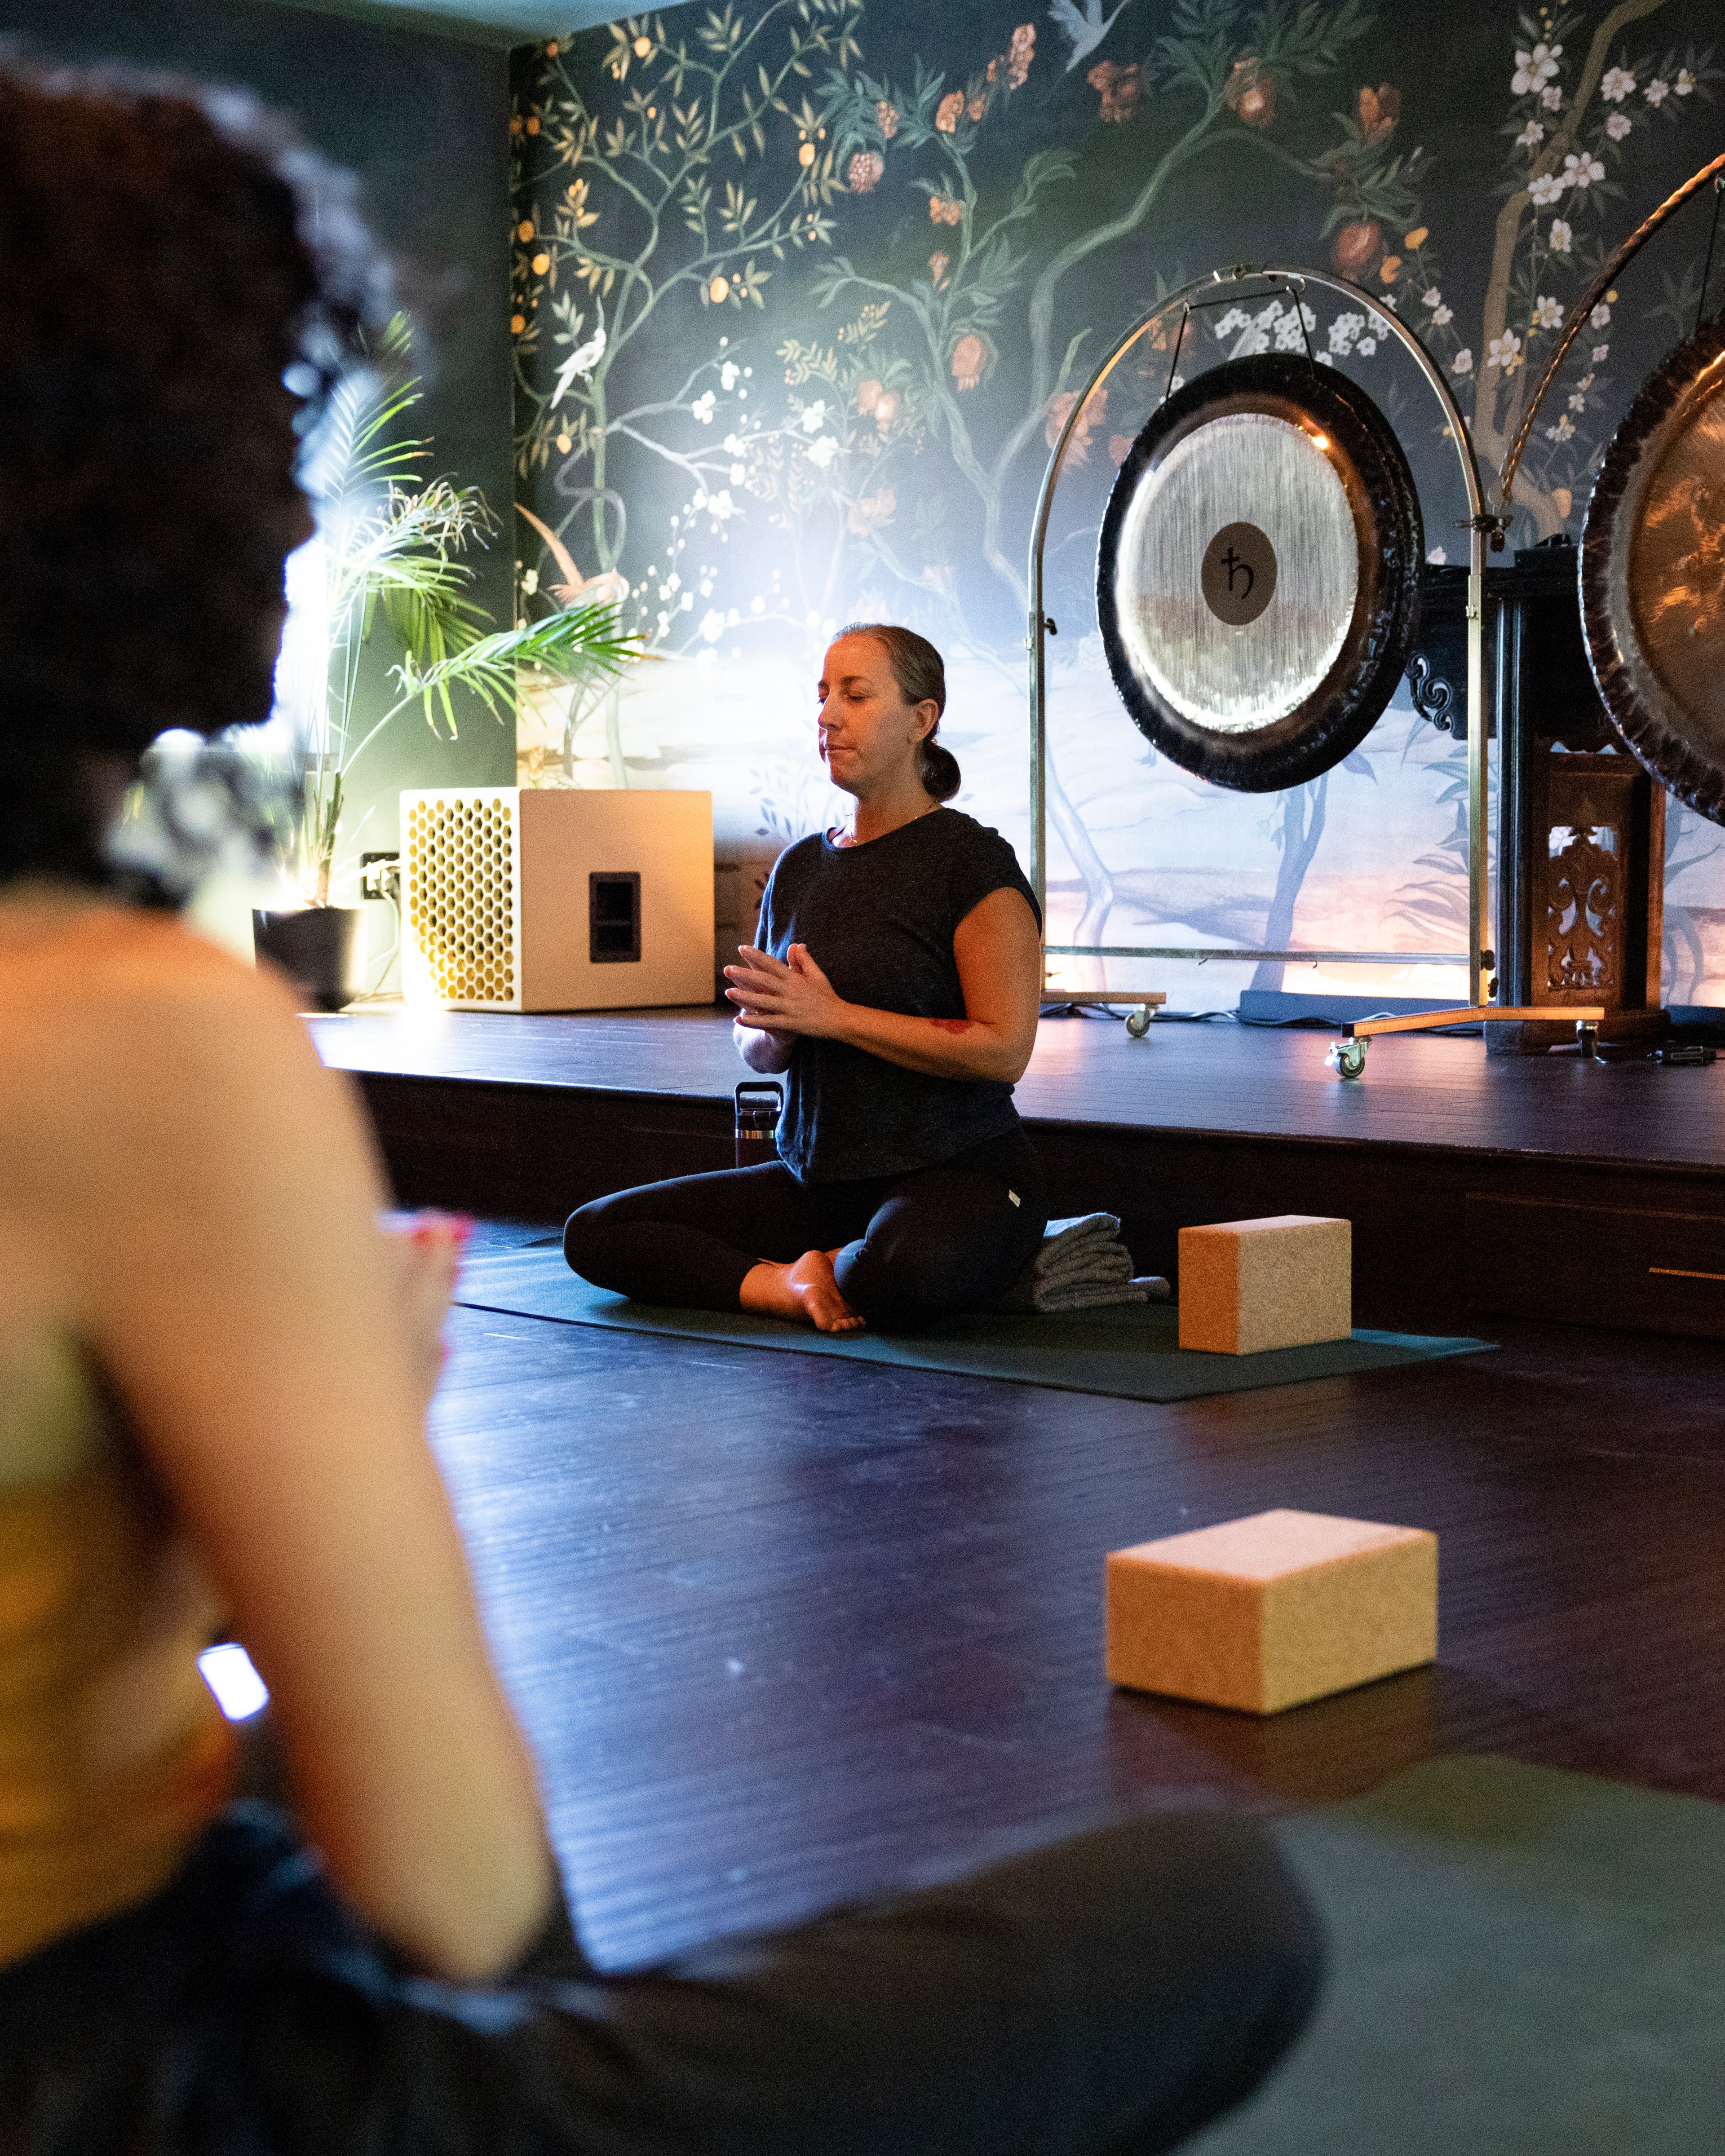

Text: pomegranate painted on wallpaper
xmin=1332 ymin=220 xmax=1384 ymax=281
xmin=1224 ymin=57 xmax=1277 ymax=128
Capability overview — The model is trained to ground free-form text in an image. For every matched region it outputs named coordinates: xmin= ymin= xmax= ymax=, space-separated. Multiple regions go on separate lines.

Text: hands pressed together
xmin=724 ymin=942 xmax=846 ymax=1039
xmin=725 ymin=891 xmax=1036 ymax=1088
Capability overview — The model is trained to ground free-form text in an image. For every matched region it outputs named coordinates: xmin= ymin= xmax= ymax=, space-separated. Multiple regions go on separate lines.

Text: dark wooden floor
xmin=435 ymin=1223 xmax=1725 ymax=1973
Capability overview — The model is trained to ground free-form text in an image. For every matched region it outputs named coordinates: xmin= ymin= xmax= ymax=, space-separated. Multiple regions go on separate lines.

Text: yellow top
xmin=0 ymin=1331 xmax=234 ymax=1969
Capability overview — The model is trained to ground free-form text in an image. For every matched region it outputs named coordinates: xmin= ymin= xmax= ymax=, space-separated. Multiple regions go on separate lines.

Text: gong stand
xmin=1411 ymin=543 xmax=1670 ymax=1056
xmin=1487 ymin=149 xmax=1725 ymax=1067
xmin=1027 ymin=263 xmax=1501 ymax=1032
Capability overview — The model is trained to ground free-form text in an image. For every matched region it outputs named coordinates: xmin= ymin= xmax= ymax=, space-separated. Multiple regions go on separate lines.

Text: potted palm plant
xmin=255 ymin=318 xmax=640 ymax=1008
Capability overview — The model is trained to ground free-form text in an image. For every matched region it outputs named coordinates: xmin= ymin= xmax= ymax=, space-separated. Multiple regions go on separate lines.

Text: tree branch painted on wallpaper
xmin=513 ymin=5 xmax=860 ymax=573
xmin=1382 ymin=4 xmax=1718 ymax=547
xmin=511 ymin=0 xmax=1725 ymax=1005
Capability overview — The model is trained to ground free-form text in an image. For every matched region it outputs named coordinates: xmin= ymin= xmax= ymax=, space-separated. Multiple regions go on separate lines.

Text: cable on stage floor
xmin=1037 ymin=1003 xmax=1490 ymax=1035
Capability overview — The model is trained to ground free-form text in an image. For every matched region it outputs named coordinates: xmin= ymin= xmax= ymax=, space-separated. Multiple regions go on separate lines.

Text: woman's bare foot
xmin=740 ymin=1248 xmax=867 ymax=1333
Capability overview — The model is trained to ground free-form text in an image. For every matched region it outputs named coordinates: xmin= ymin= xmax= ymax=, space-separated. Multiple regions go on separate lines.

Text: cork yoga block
xmin=1105 ymin=1508 xmax=1438 ymax=1715
xmin=1177 ymin=1214 xmax=1351 ymax=1355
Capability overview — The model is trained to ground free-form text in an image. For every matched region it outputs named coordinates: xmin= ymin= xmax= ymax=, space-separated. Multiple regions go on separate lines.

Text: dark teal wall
xmin=5 ymin=0 xmax=515 ymax=917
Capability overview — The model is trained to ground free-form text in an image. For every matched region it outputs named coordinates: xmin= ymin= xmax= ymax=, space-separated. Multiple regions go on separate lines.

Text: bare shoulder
xmin=954 ymin=884 xmax=1041 ymax=940
xmin=0 ymin=905 xmax=352 ymax=1218
xmin=0 ymin=905 xmax=308 ymax=1093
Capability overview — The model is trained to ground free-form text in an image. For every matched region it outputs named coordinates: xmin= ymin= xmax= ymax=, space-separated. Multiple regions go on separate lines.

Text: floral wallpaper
xmin=509 ymin=0 xmax=1724 ymax=1007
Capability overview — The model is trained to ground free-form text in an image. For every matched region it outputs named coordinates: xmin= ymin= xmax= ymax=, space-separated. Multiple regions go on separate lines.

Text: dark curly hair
xmin=0 ymin=55 xmax=388 ymax=882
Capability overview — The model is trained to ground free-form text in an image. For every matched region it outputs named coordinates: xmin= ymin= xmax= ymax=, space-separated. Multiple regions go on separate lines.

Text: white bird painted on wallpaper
xmin=1049 ymin=0 xmax=1131 ymax=71
xmin=550 ymin=309 xmax=606 ymax=408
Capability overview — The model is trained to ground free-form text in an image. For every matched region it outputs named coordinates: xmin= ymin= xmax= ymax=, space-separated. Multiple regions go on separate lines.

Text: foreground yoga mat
xmin=453 ymin=1243 xmax=1489 ymax=1402
xmin=1195 ymin=1756 xmax=1725 ymax=2153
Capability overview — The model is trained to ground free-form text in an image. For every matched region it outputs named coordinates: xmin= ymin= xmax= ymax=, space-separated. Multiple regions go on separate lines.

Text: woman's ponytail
xmin=839 ymin=621 xmax=961 ymax=802
xmin=917 ymin=738 xmax=962 ymax=802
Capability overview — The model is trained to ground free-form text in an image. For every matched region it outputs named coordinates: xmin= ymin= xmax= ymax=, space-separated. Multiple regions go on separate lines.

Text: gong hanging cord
xmin=1696 ymin=174 xmax=1724 ymax=334
xmin=1497 ymin=147 xmax=1725 ymax=515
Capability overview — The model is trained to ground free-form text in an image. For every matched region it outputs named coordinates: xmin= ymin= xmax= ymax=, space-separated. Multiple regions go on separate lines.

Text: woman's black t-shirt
xmin=755 ymin=808 xmax=1041 ymax=1183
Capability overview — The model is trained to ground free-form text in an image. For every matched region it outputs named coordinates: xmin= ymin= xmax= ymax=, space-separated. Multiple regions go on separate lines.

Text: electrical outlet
xmin=360 ymin=851 xmax=401 ymax=903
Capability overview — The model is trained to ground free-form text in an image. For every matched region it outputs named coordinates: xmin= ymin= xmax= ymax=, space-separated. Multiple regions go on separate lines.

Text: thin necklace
xmin=833 ymin=800 xmax=940 ymax=848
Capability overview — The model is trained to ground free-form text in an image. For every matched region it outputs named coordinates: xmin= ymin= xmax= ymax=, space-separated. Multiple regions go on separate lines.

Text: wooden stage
xmin=299 ymin=1003 xmax=1725 ymax=2010
xmin=313 ymin=1003 xmax=1725 ymax=1337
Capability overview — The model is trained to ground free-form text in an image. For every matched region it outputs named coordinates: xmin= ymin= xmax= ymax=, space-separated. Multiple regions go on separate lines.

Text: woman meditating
xmin=563 ymin=625 xmax=1053 ymax=1333
xmin=0 ymin=57 xmax=1320 ymax=2155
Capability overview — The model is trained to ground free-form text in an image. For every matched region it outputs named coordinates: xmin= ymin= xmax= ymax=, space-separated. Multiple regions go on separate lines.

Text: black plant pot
xmin=252 ymin=907 xmax=363 ymax=1012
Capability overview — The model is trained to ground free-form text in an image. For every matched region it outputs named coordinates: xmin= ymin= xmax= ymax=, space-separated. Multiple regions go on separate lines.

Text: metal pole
xmin=1026 ymin=276 xmax=1224 ymax=976
xmin=1028 ymin=593 xmax=1047 ymax=941
xmin=1467 ymin=516 xmax=1489 ymax=1005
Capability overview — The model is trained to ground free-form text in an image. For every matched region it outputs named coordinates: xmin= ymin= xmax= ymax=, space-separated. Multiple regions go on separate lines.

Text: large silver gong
xmin=1096 ymin=355 xmax=1424 ymax=792
xmin=1582 ymin=312 xmax=1725 ymax=821
xmin=1111 ymin=411 xmax=1358 ymax=733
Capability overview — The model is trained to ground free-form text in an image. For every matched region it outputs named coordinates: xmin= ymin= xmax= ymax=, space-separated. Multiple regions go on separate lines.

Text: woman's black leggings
xmin=0 ymin=1796 xmax=1323 ymax=2156
xmin=564 ymin=1124 xmax=1050 ymax=1330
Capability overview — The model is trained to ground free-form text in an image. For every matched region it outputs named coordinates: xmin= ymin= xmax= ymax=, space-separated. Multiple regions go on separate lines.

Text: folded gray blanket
xmin=1000 ymin=1214 xmax=1172 ymax=1314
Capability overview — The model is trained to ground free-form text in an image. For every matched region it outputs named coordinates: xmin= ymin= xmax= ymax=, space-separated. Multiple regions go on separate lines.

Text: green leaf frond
xmin=307 ymin=313 xmax=427 ymax=510
xmin=389 ymin=602 xmax=648 ymax=732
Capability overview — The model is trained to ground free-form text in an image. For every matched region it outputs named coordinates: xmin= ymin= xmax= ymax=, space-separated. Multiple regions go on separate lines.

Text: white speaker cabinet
xmin=401 ymin=786 xmax=714 ymax=1012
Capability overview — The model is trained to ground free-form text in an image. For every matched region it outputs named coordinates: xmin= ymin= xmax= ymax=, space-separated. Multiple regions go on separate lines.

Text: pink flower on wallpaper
xmin=935 ymin=91 xmax=965 ymax=133
xmin=929 ymin=195 xmax=964 ymax=225
xmin=847 ymin=487 xmax=896 ymax=535
xmin=1358 ymin=84 xmax=1400 ymax=142
xmin=848 ymin=150 xmax=885 ymax=193
xmin=928 ymin=251 xmax=951 ymax=287
xmin=1045 ymin=386 xmax=1107 ymax=464
xmin=950 ymin=331 xmax=992 ymax=390
xmin=1008 ymin=23 xmax=1035 ymax=88
xmin=1088 ymin=61 xmax=1141 ymax=124
xmin=855 ymin=378 xmax=882 ymax=415
xmin=872 ymin=389 xmax=902 ymax=429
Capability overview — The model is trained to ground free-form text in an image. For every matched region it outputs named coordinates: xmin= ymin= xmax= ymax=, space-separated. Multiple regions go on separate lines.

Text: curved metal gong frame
xmin=1029 ymin=263 xmax=1497 ymax=1005
xmin=1499 ymin=151 xmax=1725 ymax=830
xmin=1498 ymin=151 xmax=1725 ymax=512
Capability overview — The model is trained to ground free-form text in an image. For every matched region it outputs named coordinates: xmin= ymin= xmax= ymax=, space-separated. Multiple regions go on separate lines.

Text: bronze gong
xmin=1581 ymin=310 xmax=1725 ymax=824
xmin=1096 ymin=354 xmax=1424 ymax=792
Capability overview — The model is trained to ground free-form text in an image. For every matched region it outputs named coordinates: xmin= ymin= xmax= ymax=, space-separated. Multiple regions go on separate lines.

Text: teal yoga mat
xmin=453 ymin=1245 xmax=1489 ymax=1403
xmin=1194 ymin=1756 xmax=1725 ymax=2153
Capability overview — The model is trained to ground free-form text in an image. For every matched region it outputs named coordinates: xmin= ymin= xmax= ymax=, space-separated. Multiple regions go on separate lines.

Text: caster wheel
xmin=1325 ymin=1038 xmax=1367 ymax=1081
xmin=1125 ymin=1006 xmax=1153 ymax=1038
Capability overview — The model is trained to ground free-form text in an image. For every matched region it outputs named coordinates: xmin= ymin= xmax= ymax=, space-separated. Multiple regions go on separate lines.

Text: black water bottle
xmin=734 ymin=1080 xmax=783 ymax=1169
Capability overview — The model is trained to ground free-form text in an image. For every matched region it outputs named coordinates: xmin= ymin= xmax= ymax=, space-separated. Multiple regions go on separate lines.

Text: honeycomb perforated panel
xmin=402 ymin=789 xmax=522 ymax=1010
